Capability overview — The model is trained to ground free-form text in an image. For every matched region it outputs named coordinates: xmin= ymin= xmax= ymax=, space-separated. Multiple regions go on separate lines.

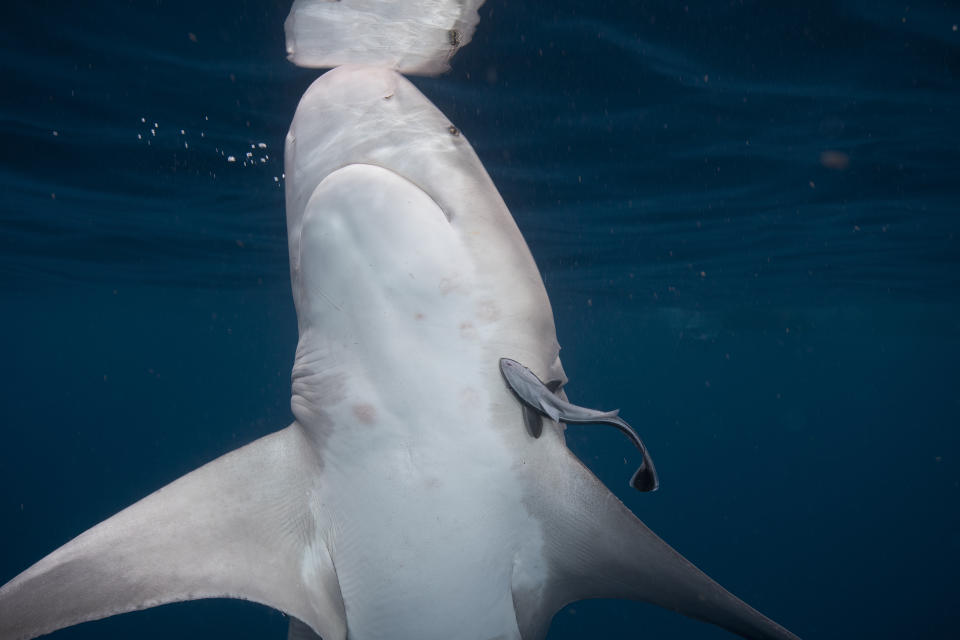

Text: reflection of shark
xmin=0 ymin=64 xmax=801 ymax=640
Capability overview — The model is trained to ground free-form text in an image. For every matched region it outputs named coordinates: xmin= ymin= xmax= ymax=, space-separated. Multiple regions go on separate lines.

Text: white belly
xmin=311 ymin=421 xmax=539 ymax=640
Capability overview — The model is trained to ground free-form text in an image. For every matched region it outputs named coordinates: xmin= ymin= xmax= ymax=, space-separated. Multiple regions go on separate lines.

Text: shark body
xmin=0 ymin=62 xmax=802 ymax=640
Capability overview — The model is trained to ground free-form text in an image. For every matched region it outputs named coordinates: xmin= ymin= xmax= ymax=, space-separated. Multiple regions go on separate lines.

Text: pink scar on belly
xmin=475 ymin=299 xmax=500 ymax=323
xmin=352 ymin=403 xmax=377 ymax=424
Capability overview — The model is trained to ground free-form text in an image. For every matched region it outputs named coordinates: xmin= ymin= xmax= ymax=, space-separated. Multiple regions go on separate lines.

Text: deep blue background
xmin=1 ymin=1 xmax=958 ymax=639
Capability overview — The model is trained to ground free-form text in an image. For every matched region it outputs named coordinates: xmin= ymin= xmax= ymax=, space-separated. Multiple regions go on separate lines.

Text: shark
xmin=0 ymin=2 xmax=804 ymax=639
xmin=0 ymin=62 xmax=802 ymax=640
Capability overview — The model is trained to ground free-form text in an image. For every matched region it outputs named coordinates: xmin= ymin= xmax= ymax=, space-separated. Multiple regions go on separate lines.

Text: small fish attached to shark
xmin=499 ymin=357 xmax=659 ymax=492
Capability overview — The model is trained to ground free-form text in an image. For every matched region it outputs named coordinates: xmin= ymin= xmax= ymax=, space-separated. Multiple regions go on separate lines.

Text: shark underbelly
xmin=317 ymin=430 xmax=534 ymax=640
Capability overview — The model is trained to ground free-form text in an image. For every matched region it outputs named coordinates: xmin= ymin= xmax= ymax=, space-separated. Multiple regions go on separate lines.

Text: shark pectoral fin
xmin=542 ymin=459 xmax=801 ymax=640
xmin=0 ymin=425 xmax=346 ymax=640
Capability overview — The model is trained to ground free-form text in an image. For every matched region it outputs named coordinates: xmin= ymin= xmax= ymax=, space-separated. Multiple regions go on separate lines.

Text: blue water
xmin=1 ymin=1 xmax=958 ymax=638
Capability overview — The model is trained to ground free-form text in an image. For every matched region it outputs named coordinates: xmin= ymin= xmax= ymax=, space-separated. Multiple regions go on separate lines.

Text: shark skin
xmin=0 ymin=65 xmax=804 ymax=640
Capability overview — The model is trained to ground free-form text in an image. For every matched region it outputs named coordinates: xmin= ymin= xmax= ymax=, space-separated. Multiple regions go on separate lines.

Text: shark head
xmin=283 ymin=64 xmax=567 ymax=439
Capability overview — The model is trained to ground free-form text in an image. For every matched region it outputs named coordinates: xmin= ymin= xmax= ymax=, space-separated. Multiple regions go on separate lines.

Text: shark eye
xmin=546 ymin=379 xmax=564 ymax=395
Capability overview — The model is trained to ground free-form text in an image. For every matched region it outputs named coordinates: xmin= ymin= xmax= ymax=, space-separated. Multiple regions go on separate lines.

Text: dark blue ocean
xmin=1 ymin=1 xmax=958 ymax=638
